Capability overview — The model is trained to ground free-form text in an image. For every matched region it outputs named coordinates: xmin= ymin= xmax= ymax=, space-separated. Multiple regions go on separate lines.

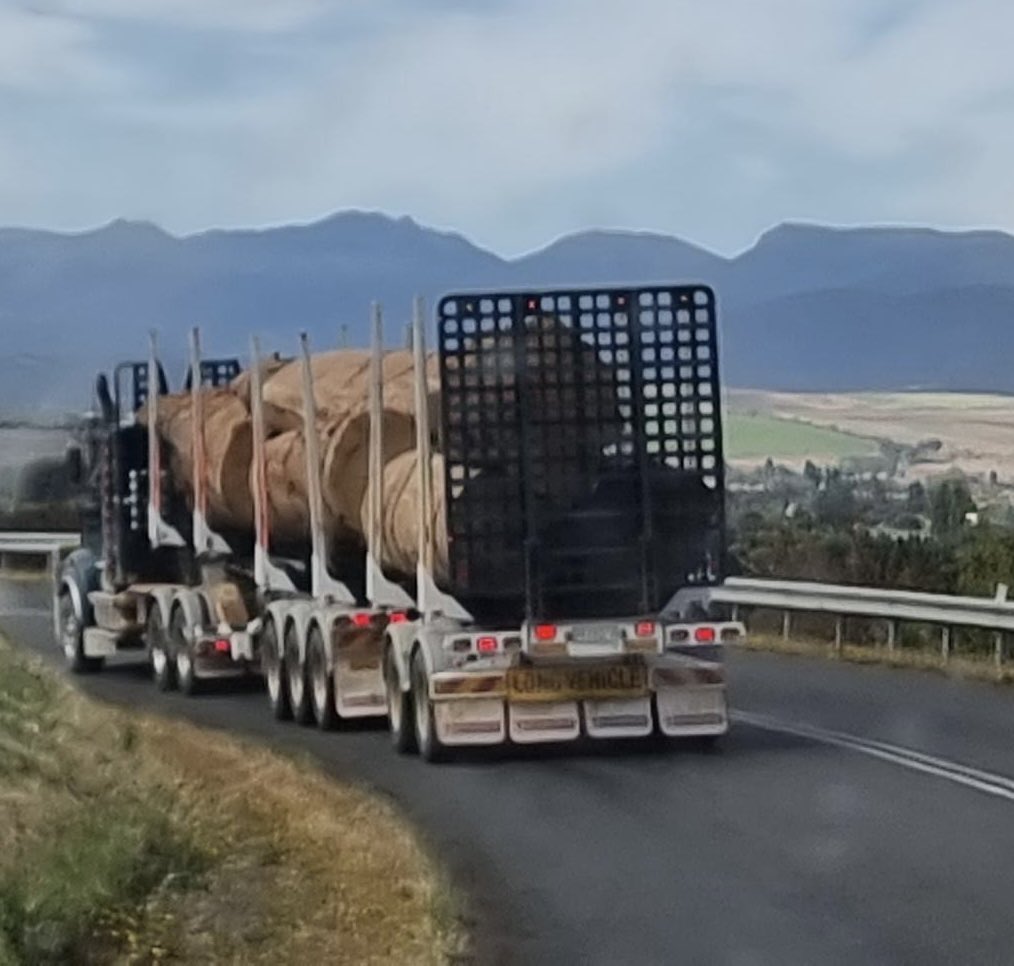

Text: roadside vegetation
xmin=0 ymin=637 xmax=463 ymax=965
xmin=730 ymin=466 xmax=1014 ymax=665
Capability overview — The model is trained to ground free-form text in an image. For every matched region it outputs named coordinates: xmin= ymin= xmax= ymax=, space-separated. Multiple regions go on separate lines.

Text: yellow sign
xmin=507 ymin=664 xmax=648 ymax=703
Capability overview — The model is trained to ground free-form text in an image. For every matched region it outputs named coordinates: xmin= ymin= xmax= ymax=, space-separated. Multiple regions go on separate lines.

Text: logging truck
xmin=54 ymin=283 xmax=741 ymax=760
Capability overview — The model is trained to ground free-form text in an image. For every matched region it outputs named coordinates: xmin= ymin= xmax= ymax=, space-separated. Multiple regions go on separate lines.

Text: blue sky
xmin=1 ymin=0 xmax=1011 ymax=255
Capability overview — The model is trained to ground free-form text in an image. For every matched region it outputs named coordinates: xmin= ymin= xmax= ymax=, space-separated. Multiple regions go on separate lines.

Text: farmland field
xmin=726 ymin=390 xmax=1014 ymax=482
xmin=723 ymin=411 xmax=878 ymax=462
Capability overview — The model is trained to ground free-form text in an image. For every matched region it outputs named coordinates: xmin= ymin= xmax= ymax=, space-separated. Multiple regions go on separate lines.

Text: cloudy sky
xmin=1 ymin=0 xmax=1010 ymax=255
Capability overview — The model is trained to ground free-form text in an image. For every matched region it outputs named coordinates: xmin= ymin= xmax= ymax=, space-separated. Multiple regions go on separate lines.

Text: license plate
xmin=507 ymin=664 xmax=648 ymax=703
xmin=569 ymin=623 xmax=623 ymax=646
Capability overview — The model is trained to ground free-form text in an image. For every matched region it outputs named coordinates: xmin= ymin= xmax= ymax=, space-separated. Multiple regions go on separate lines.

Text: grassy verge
xmin=0 ymin=637 xmax=465 ymax=964
xmin=740 ymin=632 xmax=1014 ymax=686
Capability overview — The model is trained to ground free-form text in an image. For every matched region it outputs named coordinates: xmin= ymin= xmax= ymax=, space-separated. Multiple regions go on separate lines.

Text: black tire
xmin=147 ymin=604 xmax=176 ymax=692
xmin=411 ymin=650 xmax=448 ymax=763
xmin=171 ymin=606 xmax=201 ymax=696
xmin=284 ymin=623 xmax=313 ymax=725
xmin=385 ymin=645 xmax=416 ymax=754
xmin=307 ymin=625 xmax=339 ymax=731
xmin=58 ymin=589 xmax=103 ymax=674
xmin=261 ymin=619 xmax=291 ymax=721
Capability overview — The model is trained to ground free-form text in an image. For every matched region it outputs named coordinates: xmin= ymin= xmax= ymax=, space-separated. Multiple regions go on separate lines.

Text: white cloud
xmin=45 ymin=0 xmax=340 ymax=32
xmin=0 ymin=7 xmax=110 ymax=91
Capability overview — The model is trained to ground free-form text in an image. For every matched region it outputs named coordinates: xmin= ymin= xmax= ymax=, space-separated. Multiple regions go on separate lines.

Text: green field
xmin=723 ymin=411 xmax=879 ymax=461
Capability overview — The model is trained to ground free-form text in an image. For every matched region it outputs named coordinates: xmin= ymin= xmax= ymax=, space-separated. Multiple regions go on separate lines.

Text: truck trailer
xmin=380 ymin=285 xmax=741 ymax=760
xmin=54 ymin=282 xmax=741 ymax=762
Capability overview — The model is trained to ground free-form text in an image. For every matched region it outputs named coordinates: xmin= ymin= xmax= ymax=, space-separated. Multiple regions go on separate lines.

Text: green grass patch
xmin=724 ymin=411 xmax=878 ymax=461
xmin=0 ymin=641 xmax=206 ymax=965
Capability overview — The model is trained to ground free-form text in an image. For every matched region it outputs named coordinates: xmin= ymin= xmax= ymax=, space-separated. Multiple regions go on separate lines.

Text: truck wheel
xmin=58 ymin=588 xmax=103 ymax=674
xmin=411 ymin=650 xmax=447 ymax=763
xmin=171 ymin=607 xmax=201 ymax=696
xmin=386 ymin=645 xmax=416 ymax=754
xmin=307 ymin=625 xmax=339 ymax=731
xmin=284 ymin=623 xmax=313 ymax=725
xmin=261 ymin=619 xmax=291 ymax=721
xmin=147 ymin=605 xmax=176 ymax=692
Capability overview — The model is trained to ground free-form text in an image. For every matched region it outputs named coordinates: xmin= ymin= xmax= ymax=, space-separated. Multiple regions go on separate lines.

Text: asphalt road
xmin=5 ymin=577 xmax=1014 ymax=965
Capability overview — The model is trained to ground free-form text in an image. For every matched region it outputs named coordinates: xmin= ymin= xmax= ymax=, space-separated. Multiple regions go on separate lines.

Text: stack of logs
xmin=138 ymin=319 xmax=616 ymax=586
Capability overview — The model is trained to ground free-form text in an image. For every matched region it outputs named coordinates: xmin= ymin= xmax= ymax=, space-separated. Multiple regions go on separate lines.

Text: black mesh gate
xmin=438 ymin=286 xmax=725 ymax=625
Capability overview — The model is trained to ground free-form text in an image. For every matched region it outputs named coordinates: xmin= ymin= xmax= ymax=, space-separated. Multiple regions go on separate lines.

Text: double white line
xmin=733 ymin=710 xmax=1014 ymax=804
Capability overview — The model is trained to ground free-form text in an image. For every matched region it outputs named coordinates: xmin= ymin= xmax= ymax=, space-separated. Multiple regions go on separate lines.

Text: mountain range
xmin=2 ymin=211 xmax=1013 ymax=411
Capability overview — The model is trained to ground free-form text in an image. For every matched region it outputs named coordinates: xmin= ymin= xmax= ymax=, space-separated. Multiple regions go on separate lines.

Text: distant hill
xmin=2 ymin=212 xmax=1014 ymax=407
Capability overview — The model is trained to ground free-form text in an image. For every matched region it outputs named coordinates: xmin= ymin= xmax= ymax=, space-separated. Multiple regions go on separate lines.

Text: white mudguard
xmin=434 ymin=698 xmax=506 ymax=745
xmin=655 ymin=686 xmax=729 ymax=737
xmin=316 ymin=605 xmax=386 ymax=719
xmin=583 ymin=697 xmax=654 ymax=739
xmin=508 ymin=701 xmax=580 ymax=744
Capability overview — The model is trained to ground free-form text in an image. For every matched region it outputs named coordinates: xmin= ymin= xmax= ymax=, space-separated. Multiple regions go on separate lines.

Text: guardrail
xmin=709 ymin=577 xmax=1014 ymax=667
xmin=0 ymin=531 xmax=81 ymax=581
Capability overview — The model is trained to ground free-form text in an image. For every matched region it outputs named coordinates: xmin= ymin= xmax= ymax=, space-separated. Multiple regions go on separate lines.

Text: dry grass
xmin=0 ymin=637 xmax=465 ymax=965
xmin=741 ymin=632 xmax=1014 ymax=686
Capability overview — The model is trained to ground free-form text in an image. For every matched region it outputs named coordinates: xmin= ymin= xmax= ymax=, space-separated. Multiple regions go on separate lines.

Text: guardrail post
xmin=886 ymin=619 xmax=897 ymax=654
xmin=941 ymin=626 xmax=951 ymax=663
xmin=834 ymin=616 xmax=843 ymax=655
xmin=781 ymin=610 xmax=792 ymax=642
xmin=995 ymin=632 xmax=1005 ymax=671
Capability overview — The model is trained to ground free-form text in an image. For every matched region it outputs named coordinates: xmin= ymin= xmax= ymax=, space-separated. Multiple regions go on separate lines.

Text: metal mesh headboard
xmin=438 ymin=285 xmax=725 ymax=623
xmin=185 ymin=358 xmax=242 ymax=390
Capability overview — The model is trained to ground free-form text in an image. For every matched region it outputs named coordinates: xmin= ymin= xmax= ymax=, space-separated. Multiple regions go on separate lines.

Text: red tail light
xmin=476 ymin=636 xmax=498 ymax=654
xmin=389 ymin=611 xmax=408 ymax=624
xmin=214 ymin=638 xmax=230 ymax=653
xmin=635 ymin=620 xmax=656 ymax=638
xmin=350 ymin=612 xmax=372 ymax=628
xmin=534 ymin=623 xmax=557 ymax=642
xmin=694 ymin=626 xmax=716 ymax=643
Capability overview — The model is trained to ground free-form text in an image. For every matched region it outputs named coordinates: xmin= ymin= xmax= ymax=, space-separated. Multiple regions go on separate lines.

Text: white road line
xmin=733 ymin=710 xmax=1014 ymax=804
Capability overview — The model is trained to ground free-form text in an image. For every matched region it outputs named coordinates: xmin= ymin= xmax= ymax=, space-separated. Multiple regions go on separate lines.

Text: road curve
xmin=5 ymin=577 xmax=1014 ymax=965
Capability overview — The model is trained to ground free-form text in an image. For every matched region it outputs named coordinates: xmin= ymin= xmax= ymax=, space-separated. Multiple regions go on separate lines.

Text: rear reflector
xmin=694 ymin=626 xmax=716 ymax=643
xmin=350 ymin=612 xmax=372 ymax=628
xmin=533 ymin=624 xmax=557 ymax=642
xmin=635 ymin=620 xmax=656 ymax=638
xmin=476 ymin=636 xmax=498 ymax=654
xmin=213 ymin=638 xmax=230 ymax=654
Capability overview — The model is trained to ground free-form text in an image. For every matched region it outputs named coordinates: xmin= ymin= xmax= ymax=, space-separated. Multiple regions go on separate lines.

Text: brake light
xmin=635 ymin=620 xmax=656 ymax=638
xmin=476 ymin=636 xmax=498 ymax=654
xmin=350 ymin=612 xmax=372 ymax=628
xmin=534 ymin=624 xmax=557 ymax=642
xmin=389 ymin=611 xmax=408 ymax=624
xmin=694 ymin=626 xmax=716 ymax=643
xmin=213 ymin=638 xmax=230 ymax=654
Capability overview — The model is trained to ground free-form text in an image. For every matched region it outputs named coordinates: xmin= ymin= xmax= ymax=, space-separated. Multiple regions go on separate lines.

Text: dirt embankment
xmin=0 ymin=638 xmax=465 ymax=965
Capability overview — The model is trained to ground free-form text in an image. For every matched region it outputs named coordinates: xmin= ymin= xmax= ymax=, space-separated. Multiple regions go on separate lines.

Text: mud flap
xmin=508 ymin=701 xmax=580 ymax=743
xmin=433 ymin=698 xmax=505 ymax=745
xmin=583 ymin=697 xmax=653 ymax=738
